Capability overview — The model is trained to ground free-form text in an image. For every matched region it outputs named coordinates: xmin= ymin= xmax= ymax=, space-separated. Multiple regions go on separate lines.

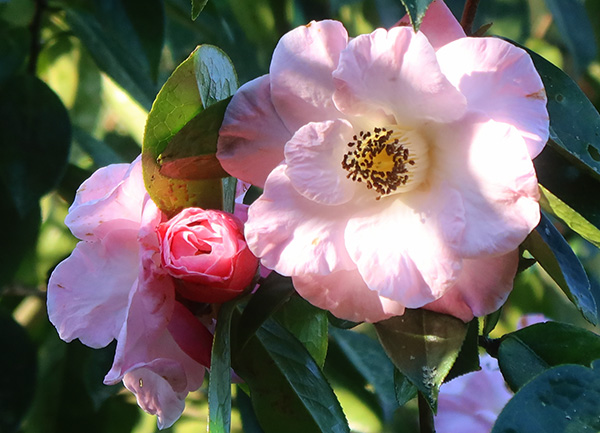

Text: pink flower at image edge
xmin=217 ymin=0 xmax=549 ymax=323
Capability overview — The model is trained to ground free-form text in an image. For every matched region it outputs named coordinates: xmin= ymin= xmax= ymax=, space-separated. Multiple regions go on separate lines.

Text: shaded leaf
xmin=0 ymin=26 xmax=29 ymax=85
xmin=445 ymin=318 xmax=480 ymax=382
xmin=399 ymin=0 xmax=435 ymax=31
xmin=492 ymin=363 xmax=600 ymax=433
xmin=374 ymin=309 xmax=468 ymax=411
xmin=0 ymin=74 xmax=71 ymax=216
xmin=497 ymin=322 xmax=600 ymax=391
xmin=0 ymin=310 xmax=36 ymax=433
xmin=191 ymin=0 xmax=209 ymax=20
xmin=208 ymin=299 xmax=237 ymax=433
xmin=539 ymin=185 xmax=600 ymax=249
xmin=523 ymin=212 xmax=596 ymax=324
xmin=393 ymin=369 xmax=418 ymax=407
xmin=543 ymin=0 xmax=597 ymax=73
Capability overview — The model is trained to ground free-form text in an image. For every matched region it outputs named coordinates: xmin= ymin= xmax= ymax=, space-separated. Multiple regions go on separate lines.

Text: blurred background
xmin=1 ymin=0 xmax=599 ymax=431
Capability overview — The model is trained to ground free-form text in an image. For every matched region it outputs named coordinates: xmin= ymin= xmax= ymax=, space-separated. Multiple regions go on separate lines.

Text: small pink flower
xmin=435 ymin=354 xmax=512 ymax=433
xmin=47 ymin=157 xmax=213 ymax=429
xmin=157 ymin=208 xmax=259 ymax=303
xmin=217 ymin=0 xmax=548 ymax=322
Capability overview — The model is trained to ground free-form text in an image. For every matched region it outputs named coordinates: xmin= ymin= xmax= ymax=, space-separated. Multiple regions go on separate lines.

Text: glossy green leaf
xmin=65 ymin=0 xmax=164 ymax=109
xmin=445 ymin=319 xmax=480 ymax=382
xmin=543 ymin=0 xmax=597 ymax=73
xmin=233 ymin=318 xmax=349 ymax=433
xmin=393 ymin=369 xmax=418 ymax=407
xmin=191 ymin=0 xmax=208 ymax=20
xmin=400 ymin=0 xmax=435 ymax=31
xmin=497 ymin=322 xmax=600 ymax=391
xmin=208 ymin=299 xmax=237 ymax=433
xmin=236 ymin=386 xmax=265 ymax=433
xmin=235 ymin=273 xmax=295 ymax=352
xmin=374 ymin=309 xmax=468 ymax=411
xmin=194 ymin=45 xmax=238 ymax=108
xmin=142 ymin=45 xmax=237 ymax=215
xmin=523 ymin=212 xmax=597 ymax=324
xmin=492 ymin=363 xmax=600 ymax=433
xmin=330 ymin=328 xmax=400 ymax=418
xmin=0 ymin=310 xmax=37 ymax=433
xmin=539 ymin=185 xmax=600 ymax=249
xmin=525 ymin=47 xmax=600 ymax=181
xmin=0 ymin=74 xmax=71 ymax=216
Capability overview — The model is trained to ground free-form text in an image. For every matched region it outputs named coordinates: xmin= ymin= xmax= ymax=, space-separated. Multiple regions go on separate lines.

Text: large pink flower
xmin=47 ymin=157 xmax=213 ymax=429
xmin=217 ymin=1 xmax=548 ymax=322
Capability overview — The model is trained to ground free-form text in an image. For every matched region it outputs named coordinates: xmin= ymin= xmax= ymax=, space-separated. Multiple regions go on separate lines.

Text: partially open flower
xmin=217 ymin=1 xmax=548 ymax=323
xmin=157 ymin=207 xmax=259 ymax=303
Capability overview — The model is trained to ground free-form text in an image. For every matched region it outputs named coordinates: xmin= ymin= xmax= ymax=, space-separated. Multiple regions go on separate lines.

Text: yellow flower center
xmin=341 ymin=126 xmax=429 ymax=199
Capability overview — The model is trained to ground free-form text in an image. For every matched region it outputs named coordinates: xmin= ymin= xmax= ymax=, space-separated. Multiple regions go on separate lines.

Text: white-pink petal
xmin=217 ymin=75 xmax=290 ymax=187
xmin=344 ymin=184 xmax=465 ymax=307
xmin=47 ymin=229 xmax=139 ymax=348
xmin=285 ymin=119 xmax=357 ymax=205
xmin=245 ymin=165 xmax=355 ymax=277
xmin=332 ymin=27 xmax=466 ymax=126
xmin=436 ymin=37 xmax=548 ymax=158
xmin=433 ymin=117 xmax=540 ymax=257
xmin=292 ymin=269 xmax=405 ymax=323
xmin=270 ymin=20 xmax=348 ymax=131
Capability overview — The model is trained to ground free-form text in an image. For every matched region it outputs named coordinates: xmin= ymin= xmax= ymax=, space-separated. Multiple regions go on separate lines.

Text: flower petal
xmin=270 ymin=20 xmax=348 ymax=131
xmin=66 ymin=156 xmax=147 ymax=240
xmin=245 ymin=165 xmax=355 ymax=276
xmin=433 ymin=117 xmax=540 ymax=257
xmin=424 ymin=250 xmax=519 ymax=321
xmin=436 ymin=37 xmax=549 ymax=158
xmin=217 ymin=75 xmax=290 ymax=187
xmin=292 ymin=269 xmax=405 ymax=323
xmin=344 ymin=184 xmax=465 ymax=307
xmin=284 ymin=119 xmax=357 ymax=205
xmin=47 ymin=229 xmax=139 ymax=348
xmin=332 ymin=27 xmax=466 ymax=126
xmin=397 ymin=0 xmax=466 ymax=50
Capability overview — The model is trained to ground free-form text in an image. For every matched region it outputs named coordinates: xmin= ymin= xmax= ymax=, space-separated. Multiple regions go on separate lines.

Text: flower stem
xmin=460 ymin=0 xmax=481 ymax=36
xmin=418 ymin=392 xmax=436 ymax=433
xmin=28 ymin=0 xmax=47 ymax=75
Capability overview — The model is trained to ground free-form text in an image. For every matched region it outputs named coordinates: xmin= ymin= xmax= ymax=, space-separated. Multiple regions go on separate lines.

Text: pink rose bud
xmin=157 ymin=207 xmax=259 ymax=303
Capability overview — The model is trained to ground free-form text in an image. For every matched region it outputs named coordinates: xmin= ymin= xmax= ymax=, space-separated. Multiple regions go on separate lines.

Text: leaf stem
xmin=418 ymin=392 xmax=436 ymax=433
xmin=460 ymin=0 xmax=481 ymax=36
xmin=28 ymin=0 xmax=48 ymax=75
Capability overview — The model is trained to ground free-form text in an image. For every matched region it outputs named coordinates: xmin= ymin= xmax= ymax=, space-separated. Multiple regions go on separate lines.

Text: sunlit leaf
xmin=492 ymin=363 xmax=600 ymax=433
xmin=523 ymin=212 xmax=597 ymax=324
xmin=497 ymin=322 xmax=600 ymax=391
xmin=399 ymin=0 xmax=435 ymax=31
xmin=0 ymin=310 xmax=36 ymax=433
xmin=539 ymin=185 xmax=600 ymax=248
xmin=543 ymin=0 xmax=597 ymax=73
xmin=208 ymin=299 xmax=237 ymax=433
xmin=374 ymin=309 xmax=468 ymax=411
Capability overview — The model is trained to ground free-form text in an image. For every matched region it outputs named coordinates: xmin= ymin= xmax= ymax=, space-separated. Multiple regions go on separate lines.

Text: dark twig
xmin=27 ymin=0 xmax=48 ymax=74
xmin=418 ymin=392 xmax=436 ymax=433
xmin=460 ymin=0 xmax=481 ymax=36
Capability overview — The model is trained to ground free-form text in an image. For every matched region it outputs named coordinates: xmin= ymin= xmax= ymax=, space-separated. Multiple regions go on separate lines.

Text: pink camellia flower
xmin=157 ymin=207 xmax=259 ymax=303
xmin=47 ymin=157 xmax=214 ymax=429
xmin=217 ymin=0 xmax=548 ymax=322
xmin=435 ymin=354 xmax=512 ymax=433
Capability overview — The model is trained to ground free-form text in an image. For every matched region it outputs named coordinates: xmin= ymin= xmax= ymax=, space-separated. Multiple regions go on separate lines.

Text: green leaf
xmin=0 ymin=26 xmax=29 ymax=86
xmin=274 ymin=295 xmax=329 ymax=368
xmin=393 ymin=369 xmax=418 ymax=407
xmin=0 ymin=74 xmax=71 ymax=216
xmin=445 ymin=319 xmax=480 ymax=382
xmin=492 ymin=363 xmax=600 ymax=433
xmin=525 ymin=47 xmax=600 ymax=181
xmin=539 ymin=185 xmax=600 ymax=249
xmin=523 ymin=212 xmax=597 ymax=324
xmin=194 ymin=45 xmax=238 ymax=108
xmin=374 ymin=309 xmax=468 ymax=411
xmin=330 ymin=327 xmax=400 ymax=418
xmin=233 ymin=318 xmax=349 ymax=433
xmin=142 ymin=45 xmax=237 ymax=215
xmin=208 ymin=299 xmax=237 ymax=433
xmin=497 ymin=322 xmax=600 ymax=391
xmin=0 ymin=310 xmax=37 ymax=433
xmin=191 ymin=0 xmax=209 ymax=20
xmin=235 ymin=273 xmax=295 ymax=353
xmin=399 ymin=0 xmax=435 ymax=31
xmin=543 ymin=0 xmax=597 ymax=73
xmin=65 ymin=0 xmax=164 ymax=109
